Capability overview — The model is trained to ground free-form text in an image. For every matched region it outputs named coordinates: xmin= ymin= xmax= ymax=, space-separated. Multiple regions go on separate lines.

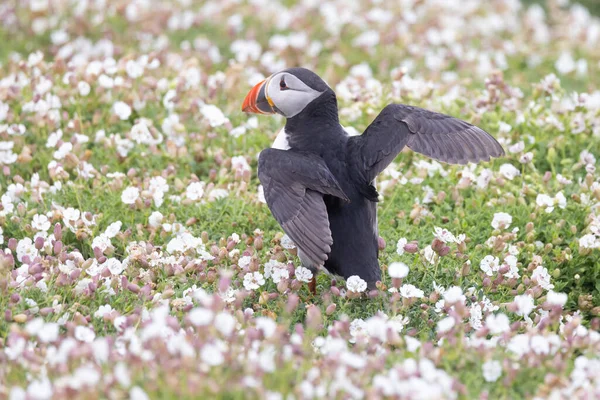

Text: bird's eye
xmin=279 ymin=78 xmax=287 ymax=90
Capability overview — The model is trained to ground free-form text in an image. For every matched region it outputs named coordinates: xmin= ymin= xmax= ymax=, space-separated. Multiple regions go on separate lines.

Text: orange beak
xmin=242 ymin=79 xmax=276 ymax=114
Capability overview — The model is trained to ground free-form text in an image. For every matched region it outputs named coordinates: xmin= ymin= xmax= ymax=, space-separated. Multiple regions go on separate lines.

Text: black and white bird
xmin=242 ymin=68 xmax=504 ymax=293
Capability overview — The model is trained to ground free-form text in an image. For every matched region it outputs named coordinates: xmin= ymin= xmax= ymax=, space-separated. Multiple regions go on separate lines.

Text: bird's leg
xmin=298 ymin=249 xmax=319 ymax=296
xmin=308 ymin=276 xmax=316 ymax=295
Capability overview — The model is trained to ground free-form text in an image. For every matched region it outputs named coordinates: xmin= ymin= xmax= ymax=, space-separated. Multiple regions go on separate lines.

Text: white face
xmin=264 ymin=72 xmax=325 ymax=118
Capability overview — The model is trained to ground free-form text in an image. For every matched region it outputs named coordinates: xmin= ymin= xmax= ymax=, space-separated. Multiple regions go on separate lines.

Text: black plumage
xmin=250 ymin=68 xmax=504 ymax=289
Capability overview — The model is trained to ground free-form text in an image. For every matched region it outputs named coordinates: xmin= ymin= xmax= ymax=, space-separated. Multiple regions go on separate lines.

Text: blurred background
xmin=1 ymin=0 xmax=599 ymax=96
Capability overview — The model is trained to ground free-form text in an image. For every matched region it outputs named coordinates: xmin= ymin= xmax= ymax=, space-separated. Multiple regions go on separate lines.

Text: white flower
xmin=27 ymin=377 xmax=53 ymax=400
xmin=469 ymin=304 xmax=483 ymax=330
xmin=126 ymin=59 xmax=144 ymax=79
xmin=186 ymin=181 xmax=205 ymax=201
xmin=388 ymin=262 xmax=409 ymax=278
xmin=580 ymin=150 xmax=596 ymax=165
xmin=349 ymin=318 xmax=367 ymax=343
xmin=530 ymin=335 xmax=551 ymax=355
xmin=503 ymin=255 xmax=520 ymax=279
xmin=295 ymin=266 xmax=313 ymax=283
xmin=499 ymin=164 xmax=520 ymax=180
xmin=353 ymin=30 xmax=380 ymax=47
xmin=200 ymin=343 xmax=225 ymax=367
xmin=396 ymin=238 xmax=407 ymax=255
xmin=32 ymin=214 xmax=51 ymax=231
xmin=163 ymin=90 xmax=176 ymax=110
xmin=433 ymin=227 xmax=458 ymax=243
xmin=514 ymin=294 xmax=535 ymax=317
xmin=482 ymin=360 xmax=502 ymax=382
xmin=16 ymin=238 xmax=39 ymax=262
xmin=486 ymin=313 xmax=510 ymax=335
xmin=519 ymin=152 xmax=533 ymax=164
xmin=243 ymin=272 xmax=265 ymax=291
xmin=105 ymin=258 xmax=124 ymax=275
xmin=148 ymin=211 xmax=163 ymax=228
xmin=91 ymin=235 xmax=111 ymax=253
xmin=38 ymin=322 xmax=59 ymax=343
xmin=443 ymin=286 xmax=465 ymax=304
xmin=121 ymin=187 xmax=140 ymax=204
xmin=113 ymin=101 xmax=132 ymax=120
xmin=346 ymin=275 xmax=367 ymax=293
xmin=130 ymin=121 xmax=162 ymax=145
xmin=531 ymin=265 xmax=554 ymax=290
xmin=399 ymin=284 xmax=424 ymax=298
xmin=280 ymin=234 xmax=296 ymax=249
xmin=437 ymin=316 xmax=455 ymax=333
xmin=189 ymin=307 xmax=213 ymax=326
xmin=94 ymin=304 xmax=114 ymax=319
xmin=555 ymin=192 xmax=567 ymax=209
xmin=200 ymin=104 xmax=228 ymax=127
xmin=78 ymin=81 xmax=91 ymax=96
xmin=579 ymin=234 xmax=600 ymax=249
xmin=237 ymin=256 xmax=251 ymax=269
xmin=263 ymin=260 xmax=289 ymax=283
xmin=74 ymin=325 xmax=96 ymax=342
xmin=53 ymin=142 xmax=72 ymax=160
xmin=547 ymin=291 xmax=568 ymax=307
xmin=230 ymin=126 xmax=246 ymax=138
xmin=270 ymin=264 xmax=290 ymax=283
xmin=231 ymin=156 xmax=251 ymax=173
xmin=491 ymin=212 xmax=512 ymax=229
xmin=130 ymin=387 xmax=150 ymax=400
xmin=422 ymin=245 xmax=438 ymax=265
xmin=556 ymin=52 xmax=575 ymax=74
xmin=255 ymin=317 xmax=277 ymax=338
xmin=536 ymin=194 xmax=555 ymax=213
xmin=480 ymin=255 xmax=500 ymax=276
xmin=104 ymin=221 xmax=122 ymax=238
xmin=214 ymin=312 xmax=236 ymax=337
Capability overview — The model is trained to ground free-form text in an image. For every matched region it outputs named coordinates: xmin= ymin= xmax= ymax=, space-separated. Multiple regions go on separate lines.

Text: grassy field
xmin=1 ymin=0 xmax=600 ymax=399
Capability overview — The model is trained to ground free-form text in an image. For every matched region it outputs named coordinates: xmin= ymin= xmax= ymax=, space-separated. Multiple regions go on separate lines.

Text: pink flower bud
xmin=127 ymin=283 xmax=140 ymax=294
xmin=7 ymin=238 xmax=17 ymax=252
xmin=40 ymin=307 xmax=54 ymax=316
xmin=53 ymin=241 xmax=63 ymax=255
xmin=53 ymin=223 xmax=62 ymax=240
xmin=404 ymin=243 xmax=419 ymax=253
xmin=29 ymin=264 xmax=43 ymax=274
xmin=34 ymin=237 xmax=45 ymax=250
xmin=326 ymin=303 xmax=337 ymax=315
xmin=277 ymin=279 xmax=289 ymax=293
xmin=432 ymin=238 xmax=444 ymax=252
xmin=306 ymin=305 xmax=322 ymax=330
xmin=438 ymin=246 xmax=451 ymax=257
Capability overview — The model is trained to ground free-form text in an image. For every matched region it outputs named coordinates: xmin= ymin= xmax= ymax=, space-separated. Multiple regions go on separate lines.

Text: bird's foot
xmin=308 ymin=276 xmax=316 ymax=295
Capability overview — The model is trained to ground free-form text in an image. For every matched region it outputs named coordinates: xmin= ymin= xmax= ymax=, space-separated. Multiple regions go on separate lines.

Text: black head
xmin=242 ymin=67 xmax=332 ymax=118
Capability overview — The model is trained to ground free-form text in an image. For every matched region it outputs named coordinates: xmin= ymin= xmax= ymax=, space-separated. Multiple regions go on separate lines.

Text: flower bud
xmin=404 ymin=243 xmax=419 ymax=253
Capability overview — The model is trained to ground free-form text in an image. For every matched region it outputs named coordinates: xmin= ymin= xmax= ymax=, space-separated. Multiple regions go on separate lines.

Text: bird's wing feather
xmin=348 ymin=104 xmax=505 ymax=184
xmin=258 ymin=148 xmax=349 ymax=266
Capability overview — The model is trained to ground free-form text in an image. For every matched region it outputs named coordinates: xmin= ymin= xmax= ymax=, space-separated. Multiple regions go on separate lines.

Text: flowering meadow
xmin=1 ymin=0 xmax=600 ymax=398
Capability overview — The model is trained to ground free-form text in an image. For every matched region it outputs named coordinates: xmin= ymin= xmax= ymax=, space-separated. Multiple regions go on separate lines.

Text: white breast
xmin=272 ymin=127 xmax=290 ymax=150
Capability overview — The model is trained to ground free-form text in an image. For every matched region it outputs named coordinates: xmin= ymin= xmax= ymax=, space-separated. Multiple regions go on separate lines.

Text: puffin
xmin=242 ymin=67 xmax=504 ymax=293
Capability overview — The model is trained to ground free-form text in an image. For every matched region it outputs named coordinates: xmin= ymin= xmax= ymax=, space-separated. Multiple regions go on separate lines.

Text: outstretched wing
xmin=348 ymin=104 xmax=505 ymax=184
xmin=258 ymin=148 xmax=349 ymax=266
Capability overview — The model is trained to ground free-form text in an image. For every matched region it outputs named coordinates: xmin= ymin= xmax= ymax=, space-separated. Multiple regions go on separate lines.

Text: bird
xmin=242 ymin=67 xmax=504 ymax=294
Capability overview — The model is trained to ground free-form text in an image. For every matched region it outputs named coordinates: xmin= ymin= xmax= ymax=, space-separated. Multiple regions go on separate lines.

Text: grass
xmin=1 ymin=0 xmax=600 ymax=399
